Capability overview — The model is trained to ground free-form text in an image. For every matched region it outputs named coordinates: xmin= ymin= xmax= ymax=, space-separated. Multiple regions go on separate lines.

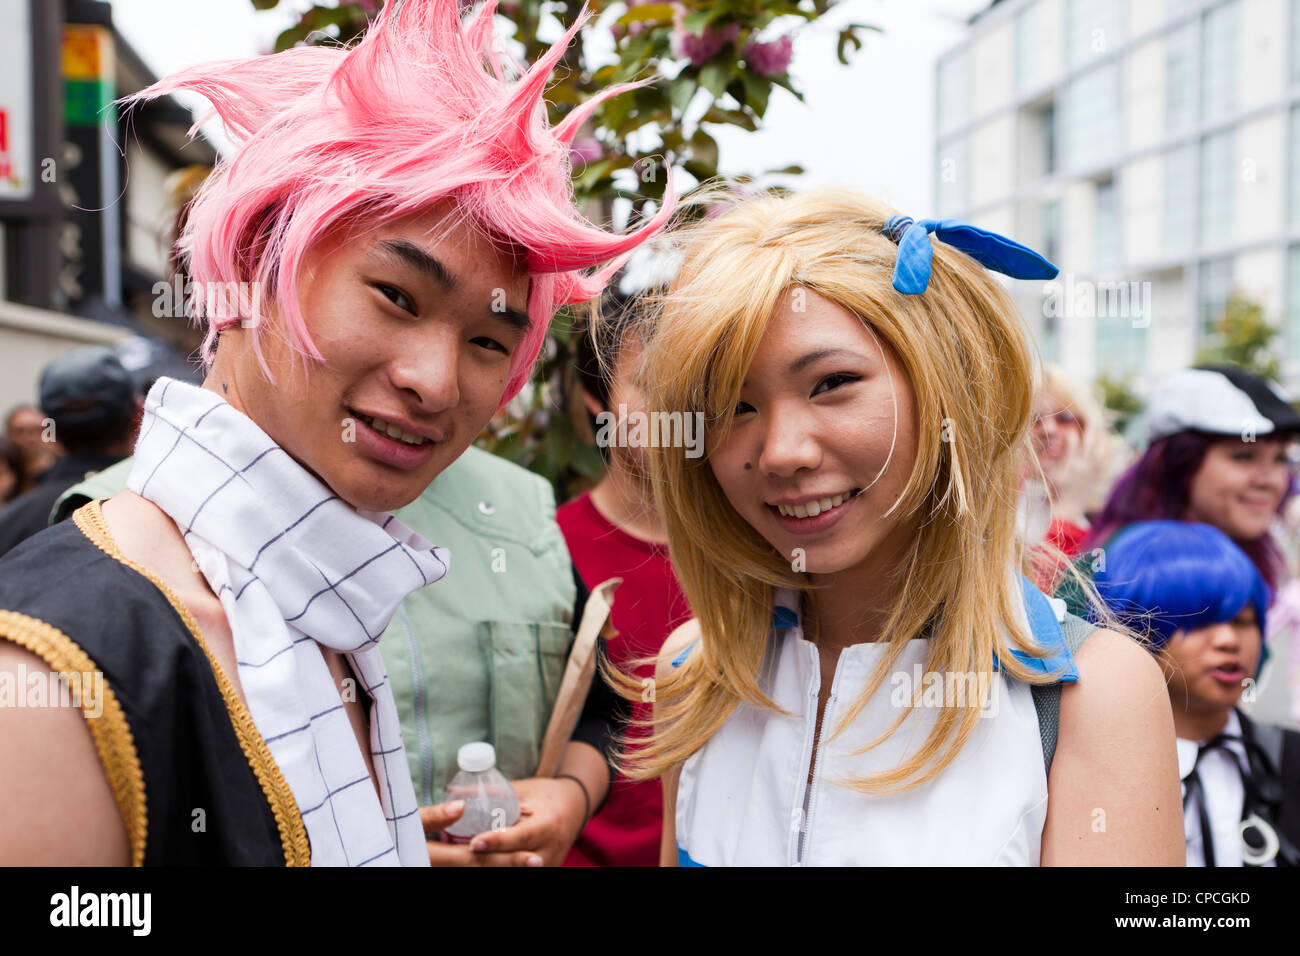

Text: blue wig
xmin=1090 ymin=521 xmax=1271 ymax=662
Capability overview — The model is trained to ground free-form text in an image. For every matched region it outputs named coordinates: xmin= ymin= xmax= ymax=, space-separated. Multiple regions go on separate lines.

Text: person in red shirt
xmin=559 ymin=295 xmax=692 ymax=866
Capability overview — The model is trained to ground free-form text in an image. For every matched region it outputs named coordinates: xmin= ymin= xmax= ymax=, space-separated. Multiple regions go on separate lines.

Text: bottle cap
xmin=457 ymin=741 xmax=496 ymax=773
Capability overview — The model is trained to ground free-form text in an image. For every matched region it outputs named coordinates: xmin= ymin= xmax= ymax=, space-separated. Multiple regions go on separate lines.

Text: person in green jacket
xmin=52 ymin=443 xmax=617 ymax=866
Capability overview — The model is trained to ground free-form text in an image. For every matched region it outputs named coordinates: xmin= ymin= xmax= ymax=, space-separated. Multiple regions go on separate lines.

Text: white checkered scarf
xmin=127 ymin=377 xmax=445 ymax=866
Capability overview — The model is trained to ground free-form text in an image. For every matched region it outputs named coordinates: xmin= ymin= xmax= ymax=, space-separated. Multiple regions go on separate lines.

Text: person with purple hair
xmin=0 ymin=0 xmax=671 ymax=866
xmin=1061 ymin=365 xmax=1300 ymax=618
xmin=1091 ymin=520 xmax=1300 ymax=866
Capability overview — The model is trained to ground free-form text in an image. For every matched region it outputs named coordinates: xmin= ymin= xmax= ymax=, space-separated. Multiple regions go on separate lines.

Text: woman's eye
xmin=733 ymin=400 xmax=756 ymax=415
xmin=471 ymin=336 xmax=508 ymax=355
xmin=812 ymin=373 xmax=860 ymax=396
xmin=376 ymin=283 xmax=416 ymax=314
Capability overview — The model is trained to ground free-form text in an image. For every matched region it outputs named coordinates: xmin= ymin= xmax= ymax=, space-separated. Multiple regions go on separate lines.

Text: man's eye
xmin=375 ymin=283 xmax=416 ymax=314
xmin=813 ymin=373 xmax=861 ymax=396
xmin=472 ymin=336 xmax=508 ymax=355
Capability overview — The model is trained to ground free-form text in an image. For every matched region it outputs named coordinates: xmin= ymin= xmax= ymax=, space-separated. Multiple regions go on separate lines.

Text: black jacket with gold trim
xmin=0 ymin=501 xmax=310 ymax=865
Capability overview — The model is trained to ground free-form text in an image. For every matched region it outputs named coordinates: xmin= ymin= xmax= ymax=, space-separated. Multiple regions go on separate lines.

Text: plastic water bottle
xmin=440 ymin=742 xmax=521 ymax=844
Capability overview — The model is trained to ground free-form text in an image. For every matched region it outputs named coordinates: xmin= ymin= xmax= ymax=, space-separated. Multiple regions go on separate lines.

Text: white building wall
xmin=1127 ymin=0 xmax=1167 ymax=36
xmin=1124 ymin=37 xmax=1165 ymax=153
xmin=1122 ymin=154 xmax=1164 ymax=266
xmin=1146 ymin=270 xmax=1196 ymax=380
xmin=1235 ymin=246 xmax=1285 ymax=318
xmin=1236 ymin=112 xmax=1286 ymax=241
xmin=1240 ymin=0 xmax=1287 ymax=112
xmin=1033 ymin=0 xmax=1067 ymax=89
xmin=972 ymin=21 xmax=1016 ymax=118
xmin=971 ymin=114 xmax=1016 ymax=208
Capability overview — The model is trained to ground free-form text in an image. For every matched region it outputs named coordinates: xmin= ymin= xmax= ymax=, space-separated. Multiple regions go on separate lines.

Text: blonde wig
xmin=618 ymin=188 xmax=1092 ymax=793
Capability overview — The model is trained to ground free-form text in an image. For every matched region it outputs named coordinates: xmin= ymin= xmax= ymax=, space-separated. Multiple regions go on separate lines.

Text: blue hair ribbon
xmin=883 ymin=215 xmax=1059 ymax=295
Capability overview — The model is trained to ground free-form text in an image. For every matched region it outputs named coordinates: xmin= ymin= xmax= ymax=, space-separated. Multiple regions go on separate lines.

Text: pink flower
xmin=670 ymin=21 xmax=740 ymax=67
xmin=569 ymin=138 xmax=603 ymax=165
xmin=742 ymin=35 xmax=793 ymax=77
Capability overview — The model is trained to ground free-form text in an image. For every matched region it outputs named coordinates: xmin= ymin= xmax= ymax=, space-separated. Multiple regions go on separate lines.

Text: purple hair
xmin=1085 ymin=431 xmax=1293 ymax=592
xmin=121 ymin=0 xmax=674 ymax=406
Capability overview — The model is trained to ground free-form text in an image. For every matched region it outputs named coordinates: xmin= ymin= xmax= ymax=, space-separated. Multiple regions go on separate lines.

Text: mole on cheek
xmin=744 ymin=462 xmax=753 ymax=471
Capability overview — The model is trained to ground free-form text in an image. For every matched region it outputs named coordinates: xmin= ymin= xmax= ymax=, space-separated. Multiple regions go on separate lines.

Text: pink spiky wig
xmin=122 ymin=0 xmax=674 ymax=406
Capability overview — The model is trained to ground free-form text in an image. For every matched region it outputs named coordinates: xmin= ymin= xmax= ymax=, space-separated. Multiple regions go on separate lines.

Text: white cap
xmin=457 ymin=742 xmax=497 ymax=773
xmin=1145 ymin=366 xmax=1300 ymax=444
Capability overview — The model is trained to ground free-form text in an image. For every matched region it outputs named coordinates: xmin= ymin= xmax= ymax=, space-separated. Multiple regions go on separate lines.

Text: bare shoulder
xmin=0 ymin=640 xmax=131 ymax=864
xmin=1064 ymin=626 xmax=1170 ymax=716
xmin=1042 ymin=626 xmax=1183 ymax=865
xmin=655 ymin=618 xmax=701 ymax=684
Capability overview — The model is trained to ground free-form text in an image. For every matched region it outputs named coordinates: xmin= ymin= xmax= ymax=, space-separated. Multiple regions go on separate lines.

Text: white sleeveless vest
xmin=674 ymin=578 xmax=1078 ymax=866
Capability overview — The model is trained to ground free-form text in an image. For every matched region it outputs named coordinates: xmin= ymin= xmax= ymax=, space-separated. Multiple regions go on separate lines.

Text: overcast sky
xmin=110 ymin=0 xmax=989 ymax=216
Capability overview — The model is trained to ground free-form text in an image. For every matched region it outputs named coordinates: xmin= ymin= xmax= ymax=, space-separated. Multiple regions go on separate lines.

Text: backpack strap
xmin=1031 ymin=611 xmax=1096 ymax=776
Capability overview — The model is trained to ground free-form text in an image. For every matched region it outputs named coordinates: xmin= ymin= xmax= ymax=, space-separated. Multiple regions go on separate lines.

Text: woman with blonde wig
xmin=622 ymin=189 xmax=1183 ymax=866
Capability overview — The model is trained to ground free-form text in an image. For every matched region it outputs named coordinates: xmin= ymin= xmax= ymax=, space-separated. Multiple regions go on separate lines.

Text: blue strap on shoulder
xmin=993 ymin=575 xmax=1079 ymax=683
xmin=884 ymin=215 xmax=1059 ymax=295
xmin=678 ymin=580 xmax=1077 ymax=682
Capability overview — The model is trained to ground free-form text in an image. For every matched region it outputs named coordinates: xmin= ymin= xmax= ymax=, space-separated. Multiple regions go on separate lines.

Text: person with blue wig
xmin=1092 ymin=520 xmax=1300 ymax=867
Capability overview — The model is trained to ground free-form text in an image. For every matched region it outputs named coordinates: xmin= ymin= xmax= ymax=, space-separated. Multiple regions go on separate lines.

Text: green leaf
xmin=698 ymin=60 xmax=734 ymax=99
xmin=764 ymin=164 xmax=805 ymax=176
xmin=669 ymin=78 xmax=697 ymax=116
xmin=837 ymin=28 xmax=863 ymax=66
xmin=689 ymin=129 xmax=719 ymax=169
xmin=617 ymin=3 xmax=676 ymax=26
xmin=740 ymin=71 xmax=771 ymax=117
xmin=571 ymin=444 xmax=605 ymax=480
xmin=702 ymin=104 xmax=757 ymax=131
xmin=249 ymin=0 xmax=281 ymax=9
xmin=682 ymin=10 xmax=712 ymax=36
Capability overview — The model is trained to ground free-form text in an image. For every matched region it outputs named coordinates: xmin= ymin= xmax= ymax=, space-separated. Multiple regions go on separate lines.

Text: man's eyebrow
xmin=493 ymin=305 xmax=532 ymax=336
xmin=376 ymin=239 xmax=456 ymax=290
xmin=375 ymin=237 xmax=530 ymax=335
xmin=787 ymin=347 xmax=864 ymax=375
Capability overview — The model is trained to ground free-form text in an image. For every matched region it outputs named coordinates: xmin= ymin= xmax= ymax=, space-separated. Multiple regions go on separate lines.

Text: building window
xmin=1289 ymin=246 xmax=1300 ymax=359
xmin=1198 ymin=256 xmax=1234 ymax=339
xmin=1066 ymin=0 xmax=1123 ymax=68
xmin=1042 ymin=198 xmax=1062 ymax=266
xmin=1018 ymin=99 xmax=1058 ymax=180
xmin=1201 ymin=2 xmax=1239 ymax=121
xmin=1199 ymin=128 xmax=1235 ymax=247
xmin=1015 ymin=2 xmax=1040 ymax=94
xmin=1095 ymin=313 xmax=1147 ymax=379
xmin=1165 ymin=20 xmax=1198 ymax=134
xmin=1164 ymin=144 xmax=1197 ymax=255
xmin=1095 ymin=176 xmax=1121 ymax=273
xmin=936 ymin=137 xmax=969 ymax=218
xmin=1041 ymin=311 xmax=1062 ymax=365
xmin=1291 ymin=106 xmax=1300 ymax=223
xmin=937 ymin=50 xmax=970 ymax=136
xmin=1292 ymin=0 xmax=1300 ymax=86
xmin=1061 ymin=63 xmax=1120 ymax=172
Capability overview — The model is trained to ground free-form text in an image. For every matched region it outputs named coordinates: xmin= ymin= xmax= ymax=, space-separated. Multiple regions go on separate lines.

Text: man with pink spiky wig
xmin=0 ymin=0 xmax=671 ymax=866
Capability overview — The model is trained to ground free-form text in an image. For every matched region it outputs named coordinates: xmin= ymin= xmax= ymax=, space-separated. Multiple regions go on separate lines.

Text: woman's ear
xmin=580 ymin=387 xmax=605 ymax=421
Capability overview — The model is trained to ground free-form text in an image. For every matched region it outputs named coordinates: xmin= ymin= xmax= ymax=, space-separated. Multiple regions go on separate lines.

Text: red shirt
xmin=558 ymin=492 xmax=692 ymax=866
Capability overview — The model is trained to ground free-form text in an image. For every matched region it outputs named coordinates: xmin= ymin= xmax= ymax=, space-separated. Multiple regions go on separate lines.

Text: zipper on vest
xmin=796 ymin=645 xmax=844 ymax=866
xmin=398 ymin=604 xmax=436 ymax=805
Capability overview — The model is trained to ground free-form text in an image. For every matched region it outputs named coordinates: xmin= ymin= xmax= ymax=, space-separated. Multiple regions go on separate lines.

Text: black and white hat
xmin=1146 ymin=365 xmax=1300 ymax=443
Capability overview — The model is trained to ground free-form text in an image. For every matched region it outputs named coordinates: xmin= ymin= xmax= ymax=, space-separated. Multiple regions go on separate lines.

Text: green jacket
xmin=52 ymin=444 xmax=577 ymax=805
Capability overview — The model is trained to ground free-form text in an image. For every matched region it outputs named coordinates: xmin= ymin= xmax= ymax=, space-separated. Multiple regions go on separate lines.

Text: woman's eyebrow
xmin=787 ymin=347 xmax=864 ymax=375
